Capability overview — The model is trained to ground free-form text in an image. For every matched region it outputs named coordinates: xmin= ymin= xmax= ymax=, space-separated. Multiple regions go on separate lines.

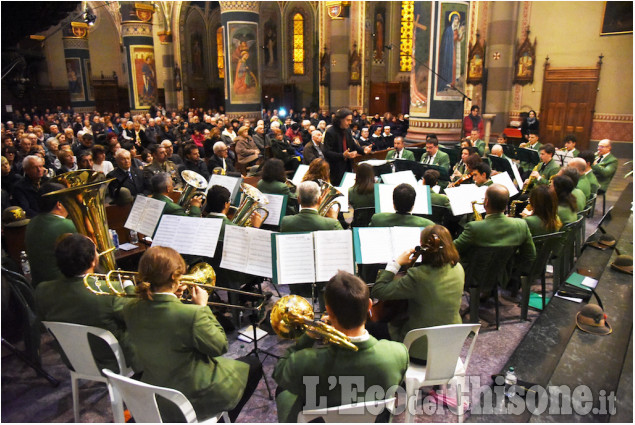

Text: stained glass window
xmin=216 ymin=27 xmax=225 ymax=79
xmin=400 ymin=1 xmax=414 ymax=72
xmin=293 ymin=13 xmax=304 ymax=75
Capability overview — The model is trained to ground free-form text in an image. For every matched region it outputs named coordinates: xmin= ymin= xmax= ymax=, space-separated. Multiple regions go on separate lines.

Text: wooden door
xmin=539 ymin=61 xmax=601 ymax=150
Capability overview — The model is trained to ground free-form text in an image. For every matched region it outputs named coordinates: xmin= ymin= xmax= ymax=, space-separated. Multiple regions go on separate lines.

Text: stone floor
xmin=2 ymin=159 xmax=631 ymax=423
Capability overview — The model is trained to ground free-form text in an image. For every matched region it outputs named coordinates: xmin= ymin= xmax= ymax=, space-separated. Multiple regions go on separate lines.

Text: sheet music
xmin=152 ymin=216 xmax=222 ymax=256
xmin=124 ymin=195 xmax=166 ymax=236
xmin=208 ymin=174 xmax=242 ymax=200
xmin=221 ymin=226 xmax=274 ymax=278
xmin=390 ymin=227 xmax=424 ymax=262
xmin=492 ymin=172 xmax=519 ymax=197
xmin=376 ymin=184 xmax=431 ymax=214
xmin=356 ymin=227 xmax=393 ymax=263
xmin=261 ymin=193 xmax=285 ymax=226
xmin=334 ymin=187 xmax=349 ymax=213
xmin=444 ymin=185 xmax=487 ymax=216
xmin=291 ymin=164 xmax=309 ymax=186
xmin=359 ymin=159 xmax=388 ymax=166
xmin=275 ymin=233 xmax=315 ymax=284
xmin=509 ymin=159 xmax=523 ymax=189
xmin=313 ymin=230 xmax=354 ymax=281
xmin=380 ymin=170 xmax=418 ymax=186
xmin=339 ymin=172 xmax=357 ymax=190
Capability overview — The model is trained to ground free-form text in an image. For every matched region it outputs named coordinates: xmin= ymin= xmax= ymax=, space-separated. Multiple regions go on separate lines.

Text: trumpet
xmin=471 ymin=200 xmax=484 ymax=221
xmin=83 ymin=262 xmax=265 ymax=311
xmin=270 ymin=295 xmax=358 ymax=351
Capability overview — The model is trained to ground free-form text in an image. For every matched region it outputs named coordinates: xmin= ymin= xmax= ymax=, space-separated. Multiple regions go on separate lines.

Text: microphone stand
xmin=385 ymin=42 xmax=472 ymax=134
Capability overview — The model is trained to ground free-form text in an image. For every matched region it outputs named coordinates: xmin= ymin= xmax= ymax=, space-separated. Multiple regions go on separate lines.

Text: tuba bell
xmin=231 ymin=183 xmax=270 ymax=226
xmin=270 ymin=295 xmax=358 ymax=351
xmin=316 ymin=179 xmax=343 ymax=217
xmin=178 ymin=170 xmax=208 ymax=213
xmin=44 ymin=170 xmax=117 ymax=271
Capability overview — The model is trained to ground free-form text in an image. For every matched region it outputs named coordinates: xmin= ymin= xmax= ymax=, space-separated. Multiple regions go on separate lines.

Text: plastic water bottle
xmin=504 ymin=367 xmax=517 ymax=399
xmin=129 ymin=230 xmax=139 ymax=244
xmin=109 ymin=229 xmax=120 ymax=248
xmin=20 ymin=251 xmax=31 ymax=278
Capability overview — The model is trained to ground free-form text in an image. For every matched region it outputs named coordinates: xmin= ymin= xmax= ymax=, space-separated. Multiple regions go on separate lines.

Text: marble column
xmin=62 ymin=22 xmax=95 ymax=112
xmin=220 ymin=1 xmax=261 ymax=120
xmin=484 ymin=1 xmax=519 ymax=134
xmin=120 ymin=2 xmax=157 ymax=113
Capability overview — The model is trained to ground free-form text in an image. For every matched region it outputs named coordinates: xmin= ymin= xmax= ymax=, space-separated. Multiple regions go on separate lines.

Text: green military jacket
xmin=348 ymin=187 xmax=375 ymax=209
xmin=420 ymin=150 xmax=451 ymax=170
xmin=152 ymin=193 xmax=201 ymax=217
xmin=523 ymin=215 xmax=562 ymax=237
xmin=273 ymin=333 xmax=408 ymax=422
xmin=454 ymin=212 xmax=536 ymax=278
xmin=533 ymin=158 xmax=561 ymax=185
xmin=520 ymin=141 xmax=543 ymax=171
xmin=430 ymin=191 xmax=451 ymax=208
xmin=572 ymin=188 xmax=586 ymax=212
xmin=258 ymin=179 xmax=298 ymax=215
xmin=592 ymin=153 xmax=618 ymax=191
xmin=557 ymin=205 xmax=578 ymax=224
xmin=474 ymin=139 xmax=487 ymax=156
xmin=370 ymin=212 xmax=434 ymax=228
xmin=25 ymin=213 xmax=77 ymax=286
xmin=35 ymin=276 xmax=138 ymax=372
xmin=123 ymin=295 xmax=249 ymax=422
xmin=206 ymin=212 xmax=234 ymax=242
xmin=280 ymin=208 xmax=342 ymax=232
xmin=576 ymin=175 xmax=591 ymax=199
xmin=583 ymin=170 xmax=600 ymax=195
xmin=386 ymin=148 xmax=415 ymax=161
xmin=372 ymin=262 xmax=464 ymax=360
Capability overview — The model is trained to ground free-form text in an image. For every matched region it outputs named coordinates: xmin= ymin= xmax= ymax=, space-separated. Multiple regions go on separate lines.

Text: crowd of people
xmin=1 ymin=102 xmax=620 ymax=423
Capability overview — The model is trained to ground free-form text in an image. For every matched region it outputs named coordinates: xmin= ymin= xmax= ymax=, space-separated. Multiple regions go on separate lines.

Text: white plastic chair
xmin=41 ymin=321 xmax=133 ymax=423
xmin=402 ymin=323 xmax=481 ymax=423
xmin=102 ymin=369 xmax=230 ymax=423
xmin=297 ymin=397 xmax=396 ymax=423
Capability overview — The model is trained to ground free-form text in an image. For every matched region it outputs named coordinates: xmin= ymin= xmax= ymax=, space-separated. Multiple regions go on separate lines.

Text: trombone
xmin=83 ymin=262 xmax=265 ymax=311
xmin=270 ymin=295 xmax=358 ymax=351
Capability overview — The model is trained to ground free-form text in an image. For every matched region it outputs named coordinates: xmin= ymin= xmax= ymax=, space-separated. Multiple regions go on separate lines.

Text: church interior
xmin=1 ymin=1 xmax=633 ymax=423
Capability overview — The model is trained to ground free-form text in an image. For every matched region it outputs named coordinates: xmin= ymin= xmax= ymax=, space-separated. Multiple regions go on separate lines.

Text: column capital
xmin=219 ymin=1 xmax=260 ymax=14
xmin=62 ymin=22 xmax=89 ymax=40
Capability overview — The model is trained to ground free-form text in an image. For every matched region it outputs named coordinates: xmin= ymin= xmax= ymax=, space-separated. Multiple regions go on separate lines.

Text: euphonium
xmin=471 ymin=200 xmax=484 ymax=221
xmin=178 ymin=170 xmax=208 ymax=212
xmin=270 ymin=295 xmax=358 ymax=351
xmin=44 ymin=170 xmax=117 ymax=271
xmin=316 ymin=179 xmax=343 ymax=217
xmin=231 ymin=183 xmax=270 ymax=226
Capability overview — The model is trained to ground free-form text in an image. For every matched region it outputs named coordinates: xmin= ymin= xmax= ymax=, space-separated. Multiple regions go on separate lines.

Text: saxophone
xmin=471 ymin=201 xmax=484 ymax=221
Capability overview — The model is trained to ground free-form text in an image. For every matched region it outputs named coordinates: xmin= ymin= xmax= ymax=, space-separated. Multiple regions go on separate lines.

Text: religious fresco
xmin=84 ymin=59 xmax=94 ymax=100
xmin=410 ymin=1 xmax=433 ymax=115
xmin=130 ymin=45 xmax=157 ymax=109
xmin=227 ymin=22 xmax=259 ymax=104
xmin=65 ymin=58 xmax=85 ymax=102
xmin=191 ymin=32 xmax=205 ymax=77
xmin=434 ymin=2 xmax=469 ymax=100
xmin=373 ymin=7 xmax=386 ymax=62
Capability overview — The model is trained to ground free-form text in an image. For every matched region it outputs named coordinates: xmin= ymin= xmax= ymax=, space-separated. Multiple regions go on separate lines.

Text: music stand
xmin=244 ymin=300 xmax=279 ymax=400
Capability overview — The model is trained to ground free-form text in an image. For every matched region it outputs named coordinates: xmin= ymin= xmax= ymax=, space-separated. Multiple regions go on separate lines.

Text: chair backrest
xmin=41 ymin=322 xmax=129 ymax=378
xmin=403 ymin=324 xmax=481 ymax=382
xmin=528 ymin=231 xmax=565 ymax=281
xmin=464 ymin=246 xmax=516 ymax=293
xmin=2 ymin=226 xmax=27 ymax=265
xmin=422 ymin=205 xmax=451 ymax=226
xmin=351 ymin=206 xmax=375 ymax=228
xmin=297 ymin=397 xmax=396 ymax=423
xmin=102 ymin=369 xmax=201 ymax=423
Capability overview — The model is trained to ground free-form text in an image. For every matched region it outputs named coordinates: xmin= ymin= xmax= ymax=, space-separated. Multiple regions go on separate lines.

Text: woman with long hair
xmin=552 ymin=175 xmax=578 ymax=224
xmin=301 ymin=158 xmax=330 ymax=184
xmin=349 ymin=163 xmax=375 ymax=227
xmin=370 ymin=225 xmax=464 ymax=362
xmin=523 ymin=185 xmax=562 ymax=236
xmin=123 ymin=246 xmax=262 ymax=423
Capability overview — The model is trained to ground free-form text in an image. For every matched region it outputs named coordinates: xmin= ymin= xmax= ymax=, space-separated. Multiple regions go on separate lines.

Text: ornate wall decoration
xmin=513 ymin=30 xmax=536 ymax=85
xmin=129 ymin=46 xmax=158 ymax=107
xmin=227 ymin=21 xmax=260 ymax=104
xmin=219 ymin=1 xmax=260 ymax=14
xmin=434 ymin=2 xmax=469 ymax=100
xmin=349 ymin=44 xmax=361 ymax=85
xmin=467 ymin=33 xmax=485 ymax=85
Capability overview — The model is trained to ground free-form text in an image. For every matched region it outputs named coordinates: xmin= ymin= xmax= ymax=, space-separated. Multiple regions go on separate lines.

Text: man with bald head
xmin=569 ymin=157 xmax=591 ymax=200
xmin=302 ymin=130 xmax=325 ymax=165
xmin=454 ymin=184 xmax=536 ymax=282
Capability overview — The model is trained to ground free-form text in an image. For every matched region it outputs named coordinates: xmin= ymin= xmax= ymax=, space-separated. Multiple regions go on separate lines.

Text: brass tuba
xmin=231 ymin=183 xmax=270 ymax=226
xmin=316 ymin=179 xmax=343 ymax=217
xmin=178 ymin=170 xmax=208 ymax=212
xmin=44 ymin=170 xmax=117 ymax=271
xmin=270 ymin=295 xmax=358 ymax=351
